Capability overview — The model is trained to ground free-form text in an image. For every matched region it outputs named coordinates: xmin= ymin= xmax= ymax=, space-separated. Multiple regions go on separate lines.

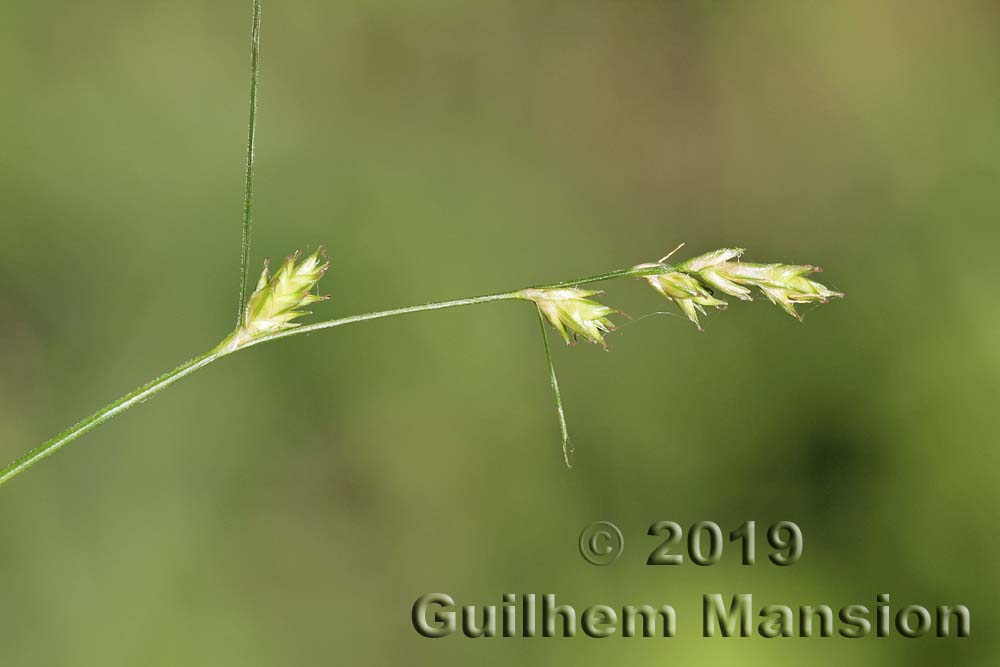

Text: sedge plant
xmin=0 ymin=2 xmax=843 ymax=486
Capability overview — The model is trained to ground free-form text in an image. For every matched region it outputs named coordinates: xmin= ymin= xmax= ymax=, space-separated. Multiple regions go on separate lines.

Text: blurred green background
xmin=1 ymin=0 xmax=997 ymax=664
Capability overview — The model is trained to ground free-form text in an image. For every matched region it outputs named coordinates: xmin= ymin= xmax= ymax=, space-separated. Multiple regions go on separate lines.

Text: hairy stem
xmin=1 ymin=263 xmax=664 ymax=488
xmin=236 ymin=0 xmax=263 ymax=322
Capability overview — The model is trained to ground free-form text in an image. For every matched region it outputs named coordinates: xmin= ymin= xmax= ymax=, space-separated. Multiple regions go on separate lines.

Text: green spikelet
xmin=518 ymin=288 xmax=617 ymax=349
xmin=635 ymin=247 xmax=843 ymax=328
xmin=218 ymin=248 xmax=330 ymax=352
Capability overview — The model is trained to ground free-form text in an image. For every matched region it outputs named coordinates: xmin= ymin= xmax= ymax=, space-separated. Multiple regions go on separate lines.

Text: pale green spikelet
xmin=679 ymin=247 xmax=745 ymax=272
xmin=680 ymin=248 xmax=754 ymax=302
xmin=217 ymin=248 xmax=330 ymax=352
xmin=636 ymin=248 xmax=843 ymax=328
xmin=710 ymin=261 xmax=842 ymax=319
xmin=633 ymin=265 xmax=728 ymax=331
xmin=518 ymin=288 xmax=617 ymax=349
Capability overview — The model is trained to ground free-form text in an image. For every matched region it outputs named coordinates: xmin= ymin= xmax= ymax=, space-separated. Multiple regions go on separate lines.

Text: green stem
xmin=0 ymin=293 xmax=516 ymax=487
xmin=236 ymin=0 xmax=263 ymax=322
xmin=243 ymin=292 xmax=518 ymax=348
xmin=538 ymin=263 xmax=674 ymax=289
xmin=536 ymin=308 xmax=572 ymax=467
xmin=0 ymin=352 xmax=223 ymax=486
xmin=0 ymin=263 xmax=658 ymax=488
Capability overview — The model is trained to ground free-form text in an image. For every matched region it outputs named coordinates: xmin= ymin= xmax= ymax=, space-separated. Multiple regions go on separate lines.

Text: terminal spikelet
xmin=635 ymin=248 xmax=843 ymax=329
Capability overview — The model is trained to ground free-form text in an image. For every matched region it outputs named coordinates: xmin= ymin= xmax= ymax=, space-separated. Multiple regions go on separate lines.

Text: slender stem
xmin=236 ymin=0 xmax=263 ymax=322
xmin=238 ymin=260 xmax=675 ymax=350
xmin=537 ymin=263 xmax=674 ymax=289
xmin=537 ymin=308 xmax=572 ymax=467
xmin=244 ymin=292 xmax=518 ymax=348
xmin=0 ymin=294 xmax=516 ymax=488
xmin=0 ymin=262 xmax=658 ymax=488
xmin=0 ymin=352 xmax=223 ymax=486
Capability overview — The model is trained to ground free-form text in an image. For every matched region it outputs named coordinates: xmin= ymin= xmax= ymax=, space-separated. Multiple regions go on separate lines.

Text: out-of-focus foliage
xmin=0 ymin=1 xmax=997 ymax=664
